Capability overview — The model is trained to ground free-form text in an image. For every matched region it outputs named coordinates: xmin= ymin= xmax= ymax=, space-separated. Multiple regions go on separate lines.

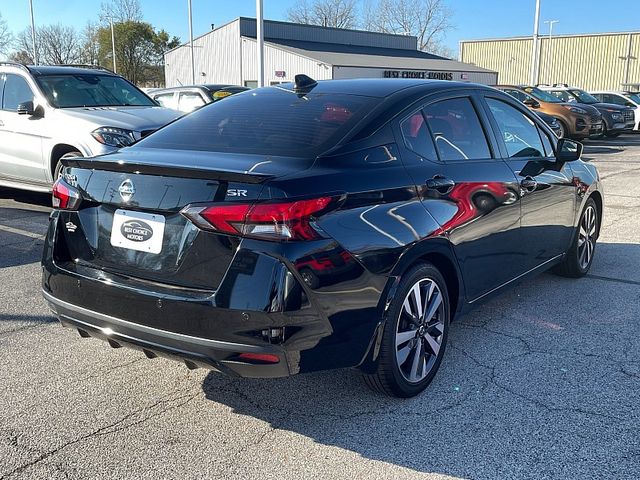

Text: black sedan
xmin=42 ymin=76 xmax=603 ymax=398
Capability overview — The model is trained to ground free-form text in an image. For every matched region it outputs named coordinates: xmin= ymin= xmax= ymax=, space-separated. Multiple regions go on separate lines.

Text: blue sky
xmin=1 ymin=0 xmax=639 ymax=54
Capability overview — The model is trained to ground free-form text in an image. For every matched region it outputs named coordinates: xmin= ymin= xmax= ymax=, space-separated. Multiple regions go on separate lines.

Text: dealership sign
xmin=383 ymin=70 xmax=455 ymax=80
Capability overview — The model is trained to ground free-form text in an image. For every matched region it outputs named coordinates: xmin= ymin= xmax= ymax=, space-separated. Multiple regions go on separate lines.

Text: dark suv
xmin=42 ymin=78 xmax=602 ymax=398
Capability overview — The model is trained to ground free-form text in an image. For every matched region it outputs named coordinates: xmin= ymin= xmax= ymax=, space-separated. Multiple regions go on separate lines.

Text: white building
xmin=165 ymin=17 xmax=497 ymax=88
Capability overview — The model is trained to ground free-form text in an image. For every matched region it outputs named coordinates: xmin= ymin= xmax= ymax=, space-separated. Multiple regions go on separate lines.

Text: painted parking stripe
xmin=0 ymin=224 xmax=45 ymax=240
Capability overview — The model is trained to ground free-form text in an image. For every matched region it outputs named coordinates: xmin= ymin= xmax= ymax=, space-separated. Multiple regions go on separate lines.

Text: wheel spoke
xmin=396 ymin=329 xmax=416 ymax=347
xmin=423 ymin=333 xmax=441 ymax=356
xmin=422 ymin=291 xmax=442 ymax=323
xmin=396 ymin=344 xmax=412 ymax=366
xmin=427 ymin=321 xmax=445 ymax=336
xmin=410 ymin=283 xmax=424 ymax=320
xmin=409 ymin=340 xmax=423 ymax=381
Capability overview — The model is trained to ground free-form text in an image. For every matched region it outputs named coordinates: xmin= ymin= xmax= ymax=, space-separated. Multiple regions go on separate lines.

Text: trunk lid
xmin=57 ymin=148 xmax=310 ymax=290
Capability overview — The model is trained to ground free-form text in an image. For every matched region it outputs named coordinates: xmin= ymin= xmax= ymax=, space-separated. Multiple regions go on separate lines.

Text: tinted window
xmin=154 ymin=92 xmax=176 ymax=109
xmin=523 ymin=87 xmax=562 ymax=103
xmin=504 ymin=89 xmax=525 ymax=102
xmin=487 ymin=98 xmax=544 ymax=158
xmin=137 ymin=91 xmax=375 ymax=157
xmin=538 ymin=127 xmax=555 ymax=156
xmin=3 ymin=74 xmax=34 ymax=111
xmin=400 ymin=111 xmax=438 ymax=160
xmin=424 ymin=97 xmax=491 ymax=161
xmin=549 ymin=90 xmax=573 ymax=102
xmin=178 ymin=91 xmax=205 ymax=112
xmin=36 ymin=74 xmax=155 ymax=108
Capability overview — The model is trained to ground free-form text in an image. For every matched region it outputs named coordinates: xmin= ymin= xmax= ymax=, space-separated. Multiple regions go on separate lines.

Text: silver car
xmin=0 ymin=63 xmax=181 ymax=192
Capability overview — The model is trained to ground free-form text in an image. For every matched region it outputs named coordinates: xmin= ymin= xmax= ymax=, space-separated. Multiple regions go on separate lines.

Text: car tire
xmin=363 ymin=263 xmax=450 ymax=398
xmin=54 ymin=151 xmax=83 ymax=180
xmin=556 ymin=119 xmax=566 ymax=139
xmin=554 ymin=198 xmax=599 ymax=278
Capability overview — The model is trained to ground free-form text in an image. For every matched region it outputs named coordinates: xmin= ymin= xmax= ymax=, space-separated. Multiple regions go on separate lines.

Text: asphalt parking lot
xmin=0 ymin=137 xmax=639 ymax=480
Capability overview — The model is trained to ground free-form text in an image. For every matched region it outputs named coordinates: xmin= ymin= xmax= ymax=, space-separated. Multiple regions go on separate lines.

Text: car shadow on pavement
xmin=200 ymin=241 xmax=640 ymax=478
xmin=0 ymin=188 xmax=51 ymax=208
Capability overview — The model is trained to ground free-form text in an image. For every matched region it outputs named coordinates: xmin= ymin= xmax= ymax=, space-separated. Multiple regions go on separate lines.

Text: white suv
xmin=0 ymin=63 xmax=181 ymax=192
xmin=590 ymin=91 xmax=640 ymax=131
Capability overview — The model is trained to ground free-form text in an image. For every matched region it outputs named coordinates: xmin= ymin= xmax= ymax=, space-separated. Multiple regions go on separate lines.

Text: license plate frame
xmin=110 ymin=209 xmax=166 ymax=255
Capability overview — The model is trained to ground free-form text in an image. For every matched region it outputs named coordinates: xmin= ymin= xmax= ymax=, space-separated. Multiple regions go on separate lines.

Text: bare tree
xmin=0 ymin=13 xmax=12 ymax=57
xmin=287 ymin=0 xmax=358 ymax=29
xmin=364 ymin=0 xmax=453 ymax=54
xmin=12 ymin=27 xmax=42 ymax=64
xmin=39 ymin=24 xmax=82 ymax=64
xmin=80 ymin=22 xmax=101 ymax=65
xmin=100 ymin=0 xmax=143 ymax=22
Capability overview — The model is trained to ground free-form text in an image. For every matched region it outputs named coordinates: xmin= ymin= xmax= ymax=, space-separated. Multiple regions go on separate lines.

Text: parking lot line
xmin=0 ymin=224 xmax=45 ymax=240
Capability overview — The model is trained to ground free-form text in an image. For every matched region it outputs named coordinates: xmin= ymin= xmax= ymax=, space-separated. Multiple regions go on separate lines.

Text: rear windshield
xmin=135 ymin=90 xmax=375 ymax=156
xmin=36 ymin=74 xmax=156 ymax=108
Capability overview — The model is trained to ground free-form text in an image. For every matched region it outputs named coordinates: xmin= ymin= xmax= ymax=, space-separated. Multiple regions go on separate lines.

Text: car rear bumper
xmin=43 ymin=289 xmax=292 ymax=378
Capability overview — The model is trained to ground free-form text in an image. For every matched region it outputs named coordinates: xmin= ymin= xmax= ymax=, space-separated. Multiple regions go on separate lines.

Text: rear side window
xmin=154 ymin=92 xmax=176 ymax=109
xmin=2 ymin=74 xmax=33 ymax=111
xmin=486 ymin=98 xmax=545 ymax=158
xmin=424 ymin=97 xmax=491 ymax=161
xmin=400 ymin=111 xmax=438 ymax=160
xmin=137 ymin=91 xmax=375 ymax=157
xmin=178 ymin=91 xmax=206 ymax=112
xmin=549 ymin=90 xmax=572 ymax=102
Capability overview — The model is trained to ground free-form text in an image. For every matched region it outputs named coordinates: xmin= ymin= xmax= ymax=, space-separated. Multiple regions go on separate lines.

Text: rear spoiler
xmin=61 ymin=157 xmax=273 ymax=184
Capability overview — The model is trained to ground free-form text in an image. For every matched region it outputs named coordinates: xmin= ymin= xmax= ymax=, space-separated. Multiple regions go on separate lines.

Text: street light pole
xmin=256 ymin=0 xmax=264 ymax=87
xmin=188 ymin=0 xmax=195 ymax=85
xmin=109 ymin=18 xmax=117 ymax=73
xmin=29 ymin=0 xmax=37 ymax=65
xmin=544 ymin=20 xmax=559 ymax=84
xmin=529 ymin=0 xmax=541 ymax=86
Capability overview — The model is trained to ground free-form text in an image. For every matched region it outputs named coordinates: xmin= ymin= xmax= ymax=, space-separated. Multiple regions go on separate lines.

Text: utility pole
xmin=529 ymin=0 xmax=541 ymax=86
xmin=29 ymin=0 xmax=37 ymax=65
xmin=188 ymin=0 xmax=195 ymax=84
xmin=256 ymin=0 xmax=265 ymax=87
xmin=544 ymin=20 xmax=559 ymax=84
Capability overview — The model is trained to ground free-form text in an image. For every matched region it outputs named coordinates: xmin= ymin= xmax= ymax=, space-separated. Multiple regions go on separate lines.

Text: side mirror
xmin=523 ymin=98 xmax=540 ymax=108
xmin=556 ymin=138 xmax=583 ymax=162
xmin=17 ymin=101 xmax=35 ymax=116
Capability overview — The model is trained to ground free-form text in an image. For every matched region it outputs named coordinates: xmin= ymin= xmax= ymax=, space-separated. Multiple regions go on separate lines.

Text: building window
xmin=244 ymin=81 xmax=258 ymax=89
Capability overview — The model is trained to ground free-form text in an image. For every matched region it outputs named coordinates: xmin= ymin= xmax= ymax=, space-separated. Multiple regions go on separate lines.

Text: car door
xmin=482 ymin=94 xmax=576 ymax=272
xmin=0 ymin=73 xmax=48 ymax=184
xmin=397 ymin=93 xmax=523 ymax=301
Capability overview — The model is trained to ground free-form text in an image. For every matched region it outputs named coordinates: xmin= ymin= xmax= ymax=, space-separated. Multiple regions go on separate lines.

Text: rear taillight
xmin=52 ymin=178 xmax=81 ymax=210
xmin=182 ymin=197 xmax=333 ymax=241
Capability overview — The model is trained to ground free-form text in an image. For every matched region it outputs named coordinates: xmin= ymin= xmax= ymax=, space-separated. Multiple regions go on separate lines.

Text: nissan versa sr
xmin=42 ymin=77 xmax=603 ymax=398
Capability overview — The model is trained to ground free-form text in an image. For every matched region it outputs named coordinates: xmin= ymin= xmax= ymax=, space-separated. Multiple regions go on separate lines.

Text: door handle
xmin=425 ymin=175 xmax=456 ymax=194
xmin=520 ymin=176 xmax=538 ymax=193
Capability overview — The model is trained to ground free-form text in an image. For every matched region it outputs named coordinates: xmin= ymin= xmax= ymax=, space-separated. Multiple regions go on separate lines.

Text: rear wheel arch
xmin=50 ymin=144 xmax=83 ymax=179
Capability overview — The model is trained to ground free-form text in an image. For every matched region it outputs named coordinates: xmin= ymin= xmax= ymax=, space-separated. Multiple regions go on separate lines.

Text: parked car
xmin=539 ymin=84 xmax=635 ymax=137
xmin=534 ymin=110 xmax=563 ymax=137
xmin=590 ymin=91 xmax=640 ymax=131
xmin=151 ymin=84 xmax=250 ymax=113
xmin=43 ymin=76 xmax=603 ymax=398
xmin=495 ymin=84 xmax=602 ymax=139
xmin=0 ymin=62 xmax=182 ymax=192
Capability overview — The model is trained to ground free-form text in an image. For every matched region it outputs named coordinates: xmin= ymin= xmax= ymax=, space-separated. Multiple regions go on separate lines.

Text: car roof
xmin=151 ymin=84 xmax=246 ymax=94
xmin=27 ymin=65 xmax=117 ymax=76
xmin=272 ymin=78 xmax=493 ymax=98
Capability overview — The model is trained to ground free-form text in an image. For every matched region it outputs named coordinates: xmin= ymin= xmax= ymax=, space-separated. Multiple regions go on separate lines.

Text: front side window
xmin=504 ymin=89 xmax=525 ymax=102
xmin=2 ymin=74 xmax=34 ymax=111
xmin=569 ymin=89 xmax=598 ymax=104
xmin=36 ymin=74 xmax=156 ymax=108
xmin=486 ymin=98 xmax=545 ymax=158
xmin=549 ymin=90 xmax=573 ymax=103
xmin=523 ymin=87 xmax=562 ymax=103
xmin=423 ymin=97 xmax=491 ymax=161
xmin=178 ymin=91 xmax=206 ymax=112
xmin=400 ymin=111 xmax=438 ymax=161
xmin=136 ymin=91 xmax=375 ymax=157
